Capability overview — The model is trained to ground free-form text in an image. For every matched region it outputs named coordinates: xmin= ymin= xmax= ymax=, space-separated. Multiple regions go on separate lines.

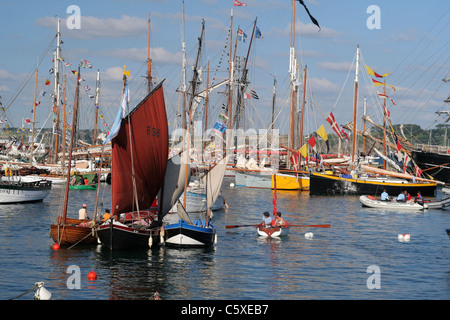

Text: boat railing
xmin=414 ymin=144 xmax=450 ymax=154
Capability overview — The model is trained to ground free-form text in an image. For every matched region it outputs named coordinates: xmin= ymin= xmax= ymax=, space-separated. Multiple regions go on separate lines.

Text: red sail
xmin=111 ymin=83 xmax=168 ymax=215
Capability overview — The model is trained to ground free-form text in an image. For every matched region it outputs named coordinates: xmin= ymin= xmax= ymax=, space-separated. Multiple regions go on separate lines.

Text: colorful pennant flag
xmin=366 ymin=65 xmax=389 ymax=78
xmin=372 ymin=79 xmax=396 ymax=91
xmin=307 ymin=135 xmax=316 ymax=148
xmin=299 ymin=143 xmax=308 ymax=159
xmin=45 ymin=79 xmax=51 ymax=85
xmin=238 ymin=28 xmax=247 ymax=42
xmin=377 ymin=91 xmax=396 ymax=105
xmin=234 ymin=0 xmax=247 ymax=6
xmin=316 ymin=125 xmax=330 ymax=152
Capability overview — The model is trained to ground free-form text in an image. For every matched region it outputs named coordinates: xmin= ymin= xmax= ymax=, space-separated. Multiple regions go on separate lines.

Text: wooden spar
xmin=360 ymin=164 xmax=443 ymax=185
xmin=62 ymin=66 xmax=81 ymax=224
xmin=147 ymin=13 xmax=152 ymax=94
xmin=62 ymin=75 xmax=67 ymax=167
xmin=351 ymin=45 xmax=360 ymax=164
xmin=383 ymin=78 xmax=387 ymax=170
xmin=299 ymin=65 xmax=307 ymax=152
xmin=30 ymin=67 xmax=38 ymax=164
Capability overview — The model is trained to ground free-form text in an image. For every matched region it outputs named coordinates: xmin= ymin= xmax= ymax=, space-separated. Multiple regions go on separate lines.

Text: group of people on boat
xmin=260 ymin=211 xmax=288 ymax=228
xmin=380 ymin=189 xmax=423 ymax=204
xmin=70 ymin=175 xmax=90 ymax=186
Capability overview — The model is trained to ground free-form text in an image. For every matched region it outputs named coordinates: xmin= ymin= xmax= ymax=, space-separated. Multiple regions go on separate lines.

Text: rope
xmin=8 ymin=284 xmax=38 ymax=300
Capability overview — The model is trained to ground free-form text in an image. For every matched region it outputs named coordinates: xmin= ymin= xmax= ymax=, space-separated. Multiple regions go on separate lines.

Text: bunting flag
xmin=71 ymin=70 xmax=77 ymax=75
xmin=80 ymin=59 xmax=92 ymax=68
xmin=377 ymin=91 xmax=396 ymax=105
xmin=255 ymin=26 xmax=263 ymax=40
xmin=307 ymin=135 xmax=316 ymax=148
xmin=340 ymin=128 xmax=349 ymax=140
xmin=45 ymin=79 xmax=51 ymax=85
xmin=251 ymin=90 xmax=259 ymax=100
xmin=234 ymin=0 xmax=247 ymax=6
xmin=316 ymin=125 xmax=330 ymax=152
xmin=403 ymin=154 xmax=410 ymax=174
xmin=290 ymin=154 xmax=299 ymax=170
xmin=18 ymin=127 xmax=25 ymax=133
xmin=366 ymin=65 xmax=389 ymax=78
xmin=383 ymin=105 xmax=390 ymax=119
xmin=296 ymin=0 xmax=320 ymax=30
xmin=299 ymin=143 xmax=308 ymax=159
xmin=84 ymin=85 xmax=90 ymax=91
xmin=414 ymin=164 xmax=422 ymax=177
xmin=372 ymin=79 xmax=396 ymax=91
xmin=237 ymin=28 xmax=247 ymax=42
xmin=394 ymin=133 xmax=402 ymax=152
xmin=326 ymin=112 xmax=343 ymax=139
xmin=25 ymin=118 xmax=31 ymax=124
xmin=65 ymin=63 xmax=72 ymax=67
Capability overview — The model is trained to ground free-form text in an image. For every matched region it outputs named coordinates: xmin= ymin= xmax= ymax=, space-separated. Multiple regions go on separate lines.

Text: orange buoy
xmin=52 ymin=243 xmax=60 ymax=251
xmin=88 ymin=270 xmax=97 ymax=281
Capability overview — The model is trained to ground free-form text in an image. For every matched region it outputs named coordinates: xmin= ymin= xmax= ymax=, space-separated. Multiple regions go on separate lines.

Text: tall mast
xmin=271 ymin=76 xmax=277 ymax=132
xmin=226 ymin=9 xmax=234 ymax=131
xmin=30 ymin=67 xmax=38 ymax=164
xmin=93 ymin=70 xmax=100 ymax=144
xmin=147 ymin=14 xmax=153 ymax=94
xmin=351 ymin=45 xmax=360 ymax=163
xmin=181 ymin=2 xmax=187 ymax=129
xmin=53 ymin=18 xmax=61 ymax=163
xmin=299 ymin=65 xmax=307 ymax=151
xmin=62 ymin=66 xmax=81 ymax=224
xmin=288 ymin=0 xmax=297 ymax=164
xmin=62 ymin=75 xmax=67 ymax=167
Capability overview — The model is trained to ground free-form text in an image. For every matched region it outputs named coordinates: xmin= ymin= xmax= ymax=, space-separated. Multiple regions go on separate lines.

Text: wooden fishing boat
xmin=50 ymin=65 xmax=97 ymax=247
xmin=50 ymin=216 xmax=97 ymax=246
xmin=310 ymin=172 xmax=437 ymax=196
xmin=257 ymin=225 xmax=289 ymax=238
xmin=96 ymin=76 xmax=169 ymax=250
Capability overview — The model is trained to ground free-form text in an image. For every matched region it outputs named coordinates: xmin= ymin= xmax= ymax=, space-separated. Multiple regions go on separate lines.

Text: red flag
xmin=394 ymin=134 xmax=402 ymax=152
xmin=25 ymin=118 xmax=31 ymax=124
xmin=45 ymin=79 xmax=50 ymax=85
xmin=290 ymin=155 xmax=299 ymax=170
xmin=234 ymin=0 xmax=247 ymax=6
xmin=340 ymin=128 xmax=349 ymax=140
xmin=326 ymin=112 xmax=343 ymax=139
xmin=307 ymin=135 xmax=316 ymax=148
xmin=383 ymin=105 xmax=390 ymax=119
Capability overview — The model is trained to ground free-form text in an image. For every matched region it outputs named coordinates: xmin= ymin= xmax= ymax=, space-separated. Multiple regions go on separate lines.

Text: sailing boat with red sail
xmin=96 ymin=74 xmax=169 ymax=250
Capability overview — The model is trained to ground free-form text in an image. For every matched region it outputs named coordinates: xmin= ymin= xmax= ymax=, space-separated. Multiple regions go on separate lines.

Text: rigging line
xmin=3 ymin=36 xmax=56 ymax=115
xmin=392 ymin=10 xmax=450 ymax=85
xmin=329 ymin=53 xmax=356 ymax=114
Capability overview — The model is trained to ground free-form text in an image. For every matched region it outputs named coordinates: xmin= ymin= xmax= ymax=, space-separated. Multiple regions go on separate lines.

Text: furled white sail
xmin=202 ymin=155 xmax=229 ymax=210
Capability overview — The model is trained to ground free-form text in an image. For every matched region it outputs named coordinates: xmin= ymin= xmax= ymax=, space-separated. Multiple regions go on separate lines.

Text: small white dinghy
xmin=359 ymin=195 xmax=426 ymax=210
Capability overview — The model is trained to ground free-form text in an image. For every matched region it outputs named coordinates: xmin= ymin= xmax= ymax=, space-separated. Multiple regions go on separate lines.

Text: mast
xmin=30 ymin=67 xmax=38 ymax=164
xmin=271 ymin=76 xmax=277 ymax=132
xmin=226 ymin=9 xmax=234 ymax=131
xmin=53 ymin=17 xmax=61 ymax=163
xmin=299 ymin=65 xmax=307 ymax=152
xmin=93 ymin=70 xmax=100 ymax=145
xmin=147 ymin=14 xmax=153 ymax=94
xmin=183 ymin=20 xmax=205 ymax=208
xmin=382 ymin=79 xmax=387 ymax=170
xmin=62 ymin=66 xmax=81 ymax=224
xmin=363 ymin=96 xmax=367 ymax=154
xmin=351 ymin=45 xmax=360 ymax=163
xmin=62 ymin=75 xmax=67 ymax=167
xmin=181 ymin=2 xmax=187 ymax=129
xmin=288 ymin=0 xmax=297 ymax=165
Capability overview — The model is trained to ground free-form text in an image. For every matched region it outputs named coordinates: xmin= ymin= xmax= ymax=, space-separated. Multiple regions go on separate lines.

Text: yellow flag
xmin=316 ymin=125 xmax=328 ymax=141
xmin=299 ymin=144 xmax=308 ymax=158
xmin=366 ymin=65 xmax=389 ymax=78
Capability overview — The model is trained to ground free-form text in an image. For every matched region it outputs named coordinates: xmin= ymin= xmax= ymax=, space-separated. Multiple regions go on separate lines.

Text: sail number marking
xmin=147 ymin=126 xmax=160 ymax=138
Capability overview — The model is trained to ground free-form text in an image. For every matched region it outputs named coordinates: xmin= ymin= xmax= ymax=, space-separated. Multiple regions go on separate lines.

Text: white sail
xmin=202 ymin=155 xmax=229 ymax=210
xmin=158 ymin=151 xmax=191 ymax=217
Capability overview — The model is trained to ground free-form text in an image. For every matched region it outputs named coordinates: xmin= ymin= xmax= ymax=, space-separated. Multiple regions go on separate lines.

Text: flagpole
xmin=383 ymin=79 xmax=387 ymax=170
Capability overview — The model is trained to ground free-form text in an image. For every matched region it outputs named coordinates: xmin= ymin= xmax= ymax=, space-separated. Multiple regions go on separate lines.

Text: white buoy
xmin=230 ymin=183 xmax=235 ymax=188
xmin=305 ymin=232 xmax=314 ymax=239
xmin=34 ymin=282 xmax=51 ymax=300
xmin=398 ymin=233 xmax=411 ymax=242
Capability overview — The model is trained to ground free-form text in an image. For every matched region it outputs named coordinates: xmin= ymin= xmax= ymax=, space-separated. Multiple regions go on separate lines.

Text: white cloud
xmin=316 ymin=61 xmax=354 ymax=73
xmin=35 ymin=15 xmax=147 ymax=39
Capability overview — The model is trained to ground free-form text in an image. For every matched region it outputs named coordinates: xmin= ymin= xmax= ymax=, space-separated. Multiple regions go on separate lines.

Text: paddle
xmin=225 ymin=224 xmax=331 ymax=229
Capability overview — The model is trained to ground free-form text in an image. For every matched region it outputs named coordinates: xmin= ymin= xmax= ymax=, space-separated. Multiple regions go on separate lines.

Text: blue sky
xmin=0 ymin=0 xmax=448 ymax=138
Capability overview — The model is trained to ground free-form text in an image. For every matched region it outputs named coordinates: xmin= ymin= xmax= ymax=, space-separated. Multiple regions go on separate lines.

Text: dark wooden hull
xmin=412 ymin=150 xmax=450 ymax=184
xmin=97 ymin=221 xmax=159 ymax=250
xmin=309 ymin=173 xmax=437 ymax=196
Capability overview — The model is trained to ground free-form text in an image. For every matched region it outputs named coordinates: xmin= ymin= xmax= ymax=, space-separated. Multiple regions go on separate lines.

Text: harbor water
xmin=0 ymin=177 xmax=449 ymax=300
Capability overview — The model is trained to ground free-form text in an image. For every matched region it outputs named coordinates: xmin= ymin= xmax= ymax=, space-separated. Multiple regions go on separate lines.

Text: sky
xmin=0 ymin=0 xmax=449 ymax=139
